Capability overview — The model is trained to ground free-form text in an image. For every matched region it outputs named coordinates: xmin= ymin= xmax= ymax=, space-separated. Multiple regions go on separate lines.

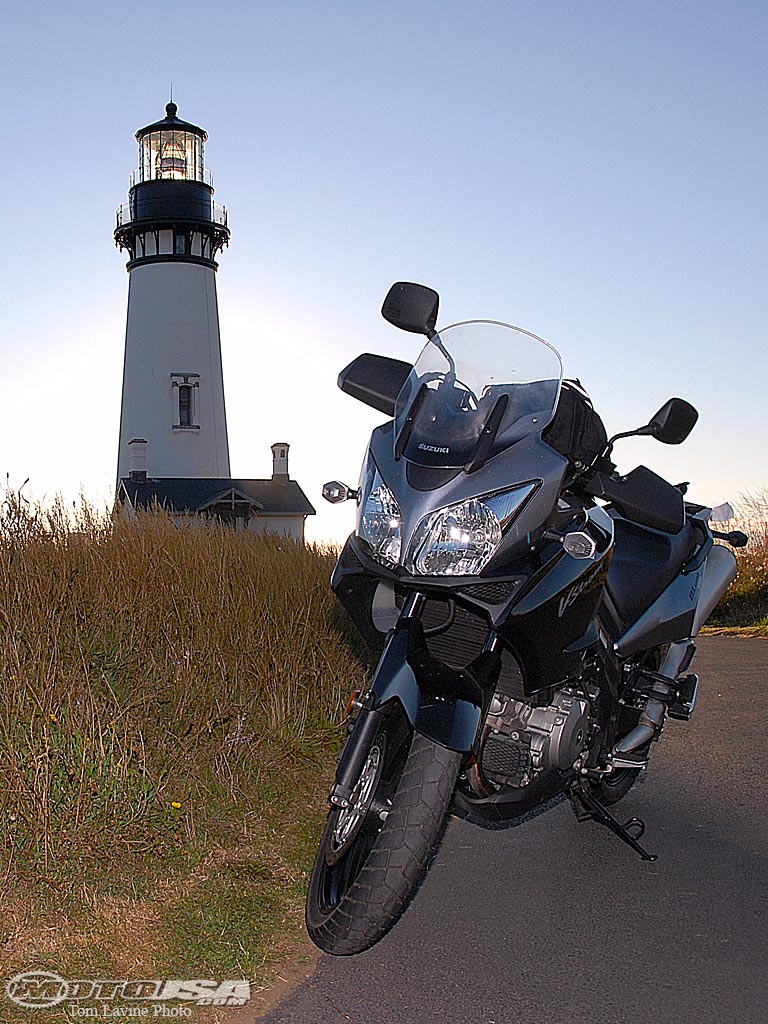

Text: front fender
xmin=368 ymin=618 xmax=500 ymax=752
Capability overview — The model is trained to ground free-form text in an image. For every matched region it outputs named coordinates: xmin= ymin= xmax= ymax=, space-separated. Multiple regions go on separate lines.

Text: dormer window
xmin=171 ymin=373 xmax=200 ymax=429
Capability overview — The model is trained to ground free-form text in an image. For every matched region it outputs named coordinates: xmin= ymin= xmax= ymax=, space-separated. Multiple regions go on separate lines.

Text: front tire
xmin=306 ymin=703 xmax=461 ymax=955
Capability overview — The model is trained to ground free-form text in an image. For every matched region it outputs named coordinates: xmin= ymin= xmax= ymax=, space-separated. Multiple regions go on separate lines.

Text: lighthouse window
xmin=171 ymin=373 xmax=200 ymax=430
xmin=178 ymin=385 xmax=193 ymax=427
xmin=139 ymin=130 xmax=204 ymax=184
xmin=175 ymin=232 xmax=187 ymax=254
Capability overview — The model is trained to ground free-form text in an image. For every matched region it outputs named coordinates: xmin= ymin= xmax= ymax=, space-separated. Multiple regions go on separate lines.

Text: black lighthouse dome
xmin=115 ymin=102 xmax=229 ymax=269
xmin=138 ymin=101 xmax=208 ymax=137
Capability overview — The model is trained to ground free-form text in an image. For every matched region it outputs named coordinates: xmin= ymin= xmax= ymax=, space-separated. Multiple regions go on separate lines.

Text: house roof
xmin=118 ymin=478 xmax=316 ymax=517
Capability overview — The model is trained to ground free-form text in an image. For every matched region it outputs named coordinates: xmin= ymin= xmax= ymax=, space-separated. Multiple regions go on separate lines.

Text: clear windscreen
xmin=394 ymin=321 xmax=563 ymax=468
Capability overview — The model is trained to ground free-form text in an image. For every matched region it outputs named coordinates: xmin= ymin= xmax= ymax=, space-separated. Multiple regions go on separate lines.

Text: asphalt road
xmin=261 ymin=637 xmax=768 ymax=1024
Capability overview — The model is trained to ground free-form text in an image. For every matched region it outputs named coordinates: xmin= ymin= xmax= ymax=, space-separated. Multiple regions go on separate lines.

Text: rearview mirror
xmin=381 ymin=282 xmax=439 ymax=336
xmin=647 ymin=398 xmax=699 ymax=445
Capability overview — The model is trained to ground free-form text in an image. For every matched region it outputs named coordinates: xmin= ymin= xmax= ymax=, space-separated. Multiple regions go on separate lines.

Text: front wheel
xmin=306 ymin=702 xmax=461 ymax=955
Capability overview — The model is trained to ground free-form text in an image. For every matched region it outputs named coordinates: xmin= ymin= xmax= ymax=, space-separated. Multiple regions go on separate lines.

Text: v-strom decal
xmin=558 ymin=564 xmax=605 ymax=618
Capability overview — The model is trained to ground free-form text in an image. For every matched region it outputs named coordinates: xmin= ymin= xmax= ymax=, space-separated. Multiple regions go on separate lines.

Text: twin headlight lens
xmin=359 ymin=482 xmax=402 ymax=567
xmin=358 ymin=471 xmax=535 ymax=576
xmin=410 ymin=498 xmax=501 ymax=575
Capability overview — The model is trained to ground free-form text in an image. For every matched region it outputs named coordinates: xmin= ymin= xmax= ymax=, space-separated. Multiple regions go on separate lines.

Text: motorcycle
xmin=306 ymin=282 xmax=746 ymax=956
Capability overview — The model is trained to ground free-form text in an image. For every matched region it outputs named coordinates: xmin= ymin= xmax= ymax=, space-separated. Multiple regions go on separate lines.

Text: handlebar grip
xmin=727 ymin=530 xmax=749 ymax=548
xmin=712 ymin=529 xmax=749 ymax=548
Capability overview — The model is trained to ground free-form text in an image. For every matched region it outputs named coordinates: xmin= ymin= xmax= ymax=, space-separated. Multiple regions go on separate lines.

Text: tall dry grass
xmin=709 ymin=489 xmax=768 ymax=629
xmin=0 ymin=488 xmax=367 ymax=874
xmin=2 ymin=479 xmax=762 ymax=877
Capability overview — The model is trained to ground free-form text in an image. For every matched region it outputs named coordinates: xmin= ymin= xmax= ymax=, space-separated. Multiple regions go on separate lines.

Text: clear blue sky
xmin=1 ymin=1 xmax=765 ymax=541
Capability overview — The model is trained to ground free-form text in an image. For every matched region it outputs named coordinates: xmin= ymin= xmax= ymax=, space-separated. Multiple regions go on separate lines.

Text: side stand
xmin=567 ymin=777 xmax=658 ymax=862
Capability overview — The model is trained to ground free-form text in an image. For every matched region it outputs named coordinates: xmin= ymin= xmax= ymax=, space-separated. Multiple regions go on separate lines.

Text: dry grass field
xmin=0 ymin=485 xmax=764 ymax=1020
xmin=0 ymin=490 xmax=369 ymax=1021
xmin=707 ymin=490 xmax=768 ymax=632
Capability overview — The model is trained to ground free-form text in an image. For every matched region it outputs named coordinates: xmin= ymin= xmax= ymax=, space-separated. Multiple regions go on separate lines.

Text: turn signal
xmin=345 ymin=690 xmax=361 ymax=716
xmin=562 ymin=531 xmax=597 ymax=559
xmin=323 ymin=481 xmax=359 ymax=504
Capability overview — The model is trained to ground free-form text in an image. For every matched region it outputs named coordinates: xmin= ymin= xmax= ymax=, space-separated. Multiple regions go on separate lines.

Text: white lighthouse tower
xmin=115 ymin=102 xmax=231 ymax=480
xmin=114 ymin=102 xmax=316 ymax=538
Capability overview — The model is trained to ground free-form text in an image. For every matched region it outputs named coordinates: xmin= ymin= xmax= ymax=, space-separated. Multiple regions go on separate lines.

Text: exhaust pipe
xmin=660 ymin=639 xmax=695 ymax=678
xmin=616 ymin=546 xmax=737 ymax=758
xmin=613 ymin=698 xmax=666 ymax=756
xmin=692 ymin=545 xmax=737 ymax=636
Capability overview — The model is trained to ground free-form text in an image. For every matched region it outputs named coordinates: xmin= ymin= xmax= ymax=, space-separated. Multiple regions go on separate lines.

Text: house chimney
xmin=271 ymin=442 xmax=289 ymax=483
xmin=128 ymin=438 xmax=148 ymax=482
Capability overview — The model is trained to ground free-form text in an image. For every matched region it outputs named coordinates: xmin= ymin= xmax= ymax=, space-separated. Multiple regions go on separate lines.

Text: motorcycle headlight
xmin=408 ymin=484 xmax=536 ymax=576
xmin=359 ymin=481 xmax=402 ymax=567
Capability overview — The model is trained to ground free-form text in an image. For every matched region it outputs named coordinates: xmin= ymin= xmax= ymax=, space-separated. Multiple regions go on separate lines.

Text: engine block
xmin=480 ymin=688 xmax=591 ymax=788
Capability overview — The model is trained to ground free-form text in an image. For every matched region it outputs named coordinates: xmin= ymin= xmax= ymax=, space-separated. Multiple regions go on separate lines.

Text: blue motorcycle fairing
xmin=368 ymin=617 xmax=501 ymax=753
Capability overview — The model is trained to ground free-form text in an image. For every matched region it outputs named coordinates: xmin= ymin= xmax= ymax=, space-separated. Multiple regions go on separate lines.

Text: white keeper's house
xmin=114 ymin=102 xmax=314 ymax=540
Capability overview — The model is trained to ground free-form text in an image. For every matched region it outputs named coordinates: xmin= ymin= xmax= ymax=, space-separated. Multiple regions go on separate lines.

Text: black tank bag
xmin=542 ymin=379 xmax=607 ymax=469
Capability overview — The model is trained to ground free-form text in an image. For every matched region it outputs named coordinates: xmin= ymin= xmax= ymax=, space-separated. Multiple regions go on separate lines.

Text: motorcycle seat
xmin=604 ymin=513 xmax=697 ymax=630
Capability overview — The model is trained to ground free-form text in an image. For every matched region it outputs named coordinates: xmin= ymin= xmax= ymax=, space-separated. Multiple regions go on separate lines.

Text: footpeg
xmin=624 ymin=668 xmax=699 ymax=722
xmin=566 ymin=777 xmax=658 ymax=861
xmin=609 ymin=752 xmax=649 ymax=770
xmin=668 ymin=674 xmax=698 ymax=720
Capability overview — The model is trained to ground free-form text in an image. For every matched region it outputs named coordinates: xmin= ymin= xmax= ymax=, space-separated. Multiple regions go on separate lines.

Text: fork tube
xmin=401 ymin=591 xmax=426 ymax=619
xmin=482 ymin=631 xmax=501 ymax=654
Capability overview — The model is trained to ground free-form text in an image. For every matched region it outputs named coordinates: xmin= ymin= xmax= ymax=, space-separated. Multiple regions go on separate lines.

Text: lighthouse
xmin=114 ymin=103 xmax=315 ymax=538
xmin=115 ymin=101 xmax=231 ymax=480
